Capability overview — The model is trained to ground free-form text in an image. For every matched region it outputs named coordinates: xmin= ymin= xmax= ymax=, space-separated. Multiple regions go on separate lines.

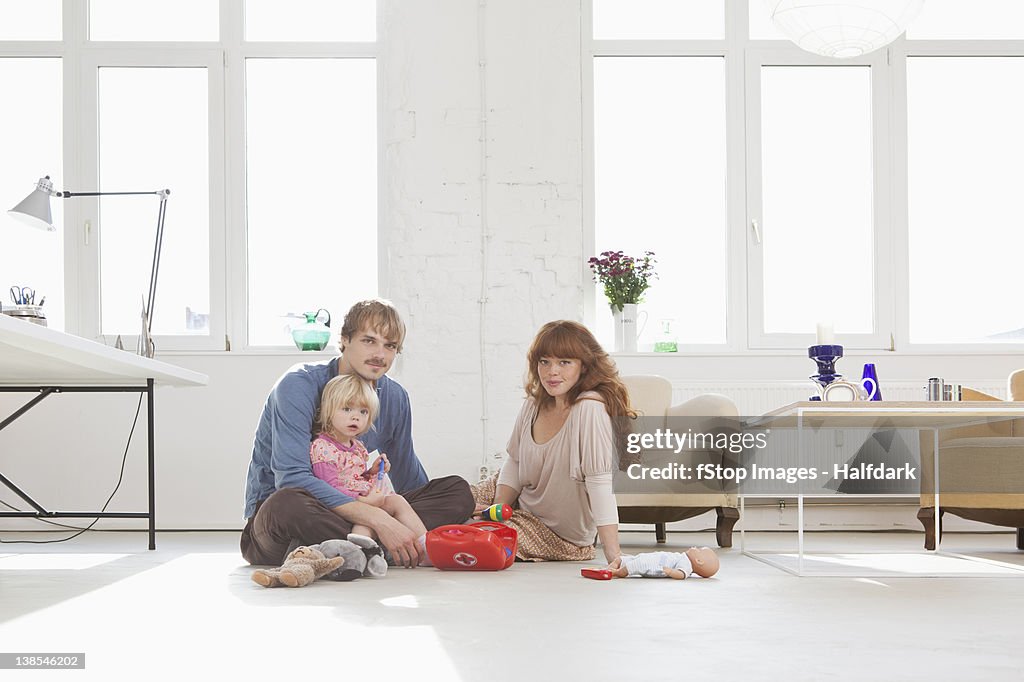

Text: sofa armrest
xmin=667 ymin=393 xmax=738 ymax=419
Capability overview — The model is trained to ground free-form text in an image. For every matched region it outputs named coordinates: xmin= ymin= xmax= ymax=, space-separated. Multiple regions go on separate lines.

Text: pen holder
xmin=1 ymin=304 xmax=47 ymax=327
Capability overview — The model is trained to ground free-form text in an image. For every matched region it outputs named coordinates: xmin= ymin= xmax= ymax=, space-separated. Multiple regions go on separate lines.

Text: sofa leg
xmin=655 ymin=523 xmax=666 ymax=544
xmin=716 ymin=507 xmax=740 ymax=548
xmin=1017 ymin=528 xmax=1024 ymax=551
xmin=917 ymin=507 xmax=944 ymax=551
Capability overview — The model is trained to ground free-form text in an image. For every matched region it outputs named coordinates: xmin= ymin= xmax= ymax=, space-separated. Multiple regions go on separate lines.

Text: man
xmin=241 ymin=299 xmax=474 ymax=568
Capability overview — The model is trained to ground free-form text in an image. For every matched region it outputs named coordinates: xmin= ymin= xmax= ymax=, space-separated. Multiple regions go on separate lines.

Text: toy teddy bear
xmin=251 ymin=545 xmax=344 ymax=588
xmin=312 ymin=534 xmax=388 ymax=581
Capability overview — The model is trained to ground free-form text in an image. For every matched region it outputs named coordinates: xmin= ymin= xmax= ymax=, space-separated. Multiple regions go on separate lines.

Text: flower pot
xmin=620 ymin=303 xmax=639 ymax=353
xmin=611 ymin=306 xmax=624 ymax=351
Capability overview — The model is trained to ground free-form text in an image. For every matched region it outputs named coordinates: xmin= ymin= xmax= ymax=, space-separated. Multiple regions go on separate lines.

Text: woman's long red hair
xmin=525 ymin=321 xmax=636 ymax=460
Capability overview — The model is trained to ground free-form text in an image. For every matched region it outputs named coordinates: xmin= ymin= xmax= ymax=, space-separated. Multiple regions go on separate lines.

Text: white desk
xmin=0 ymin=314 xmax=208 ymax=548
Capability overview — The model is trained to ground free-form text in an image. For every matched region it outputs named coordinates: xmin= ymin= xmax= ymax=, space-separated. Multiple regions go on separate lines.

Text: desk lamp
xmin=8 ymin=175 xmax=170 ymax=357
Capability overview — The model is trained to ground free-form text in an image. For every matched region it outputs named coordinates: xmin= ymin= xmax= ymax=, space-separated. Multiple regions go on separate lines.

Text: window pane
xmin=0 ymin=0 xmax=61 ymax=40
xmin=98 ymin=67 xmax=209 ymax=336
xmin=0 ymin=58 xmax=63 ymax=330
xmin=593 ymin=0 xmax=724 ymax=40
xmin=246 ymin=59 xmax=377 ymax=346
xmin=594 ymin=57 xmax=728 ymax=347
xmin=245 ymin=0 xmax=375 ymax=42
xmin=907 ymin=58 xmax=1024 ymax=343
xmin=90 ymin=0 xmax=218 ymax=41
xmin=906 ymin=0 xmax=1024 ymax=40
xmin=760 ymin=66 xmax=874 ymax=335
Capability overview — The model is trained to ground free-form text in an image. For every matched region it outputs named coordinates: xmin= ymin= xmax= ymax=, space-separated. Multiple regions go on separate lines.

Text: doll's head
xmin=685 ymin=546 xmax=720 ymax=578
xmin=318 ymin=373 xmax=380 ymax=438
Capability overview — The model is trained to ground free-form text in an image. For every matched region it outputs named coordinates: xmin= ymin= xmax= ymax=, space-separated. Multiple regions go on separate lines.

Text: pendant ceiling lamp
xmin=767 ymin=1 xmax=926 ymax=59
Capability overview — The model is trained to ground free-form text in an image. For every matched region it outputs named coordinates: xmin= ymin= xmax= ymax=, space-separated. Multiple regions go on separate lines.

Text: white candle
xmin=816 ymin=322 xmax=834 ymax=345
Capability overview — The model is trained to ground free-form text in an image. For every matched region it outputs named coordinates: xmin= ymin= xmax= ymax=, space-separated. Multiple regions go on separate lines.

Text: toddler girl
xmin=311 ymin=374 xmax=431 ymax=562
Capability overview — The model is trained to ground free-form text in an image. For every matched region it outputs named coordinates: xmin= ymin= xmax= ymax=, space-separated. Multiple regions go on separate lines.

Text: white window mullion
xmin=872 ymin=44 xmax=897 ymax=353
xmin=223 ymin=0 xmax=245 ymax=352
xmin=743 ymin=48 xmax=767 ymax=349
xmin=724 ymin=0 xmax=749 ymax=352
xmin=890 ymin=40 xmax=911 ymax=353
xmin=75 ymin=49 xmax=100 ymax=342
xmin=60 ymin=0 xmax=84 ymax=335
xmin=581 ymin=0 xmax=597 ymax=333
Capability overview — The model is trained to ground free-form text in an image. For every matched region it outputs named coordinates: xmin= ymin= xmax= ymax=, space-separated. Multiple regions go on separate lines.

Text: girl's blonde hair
xmin=317 ymin=374 xmax=380 ymax=435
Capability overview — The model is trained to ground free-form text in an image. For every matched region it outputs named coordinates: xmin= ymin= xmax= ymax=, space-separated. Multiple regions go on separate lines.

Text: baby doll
xmin=607 ymin=547 xmax=720 ymax=579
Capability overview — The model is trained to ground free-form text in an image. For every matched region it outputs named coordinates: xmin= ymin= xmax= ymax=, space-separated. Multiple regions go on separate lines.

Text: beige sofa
xmin=616 ymin=375 xmax=740 ymax=547
xmin=918 ymin=371 xmax=1024 ymax=550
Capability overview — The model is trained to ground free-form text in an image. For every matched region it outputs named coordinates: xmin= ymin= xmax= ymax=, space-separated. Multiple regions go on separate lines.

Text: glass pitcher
xmin=291 ymin=309 xmax=331 ymax=351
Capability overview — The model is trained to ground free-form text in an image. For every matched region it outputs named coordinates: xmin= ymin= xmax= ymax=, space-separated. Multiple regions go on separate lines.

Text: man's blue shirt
xmin=243 ymin=357 xmax=428 ymax=519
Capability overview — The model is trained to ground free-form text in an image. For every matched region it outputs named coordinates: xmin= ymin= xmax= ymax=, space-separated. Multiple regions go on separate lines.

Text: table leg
xmin=933 ymin=428 xmax=939 ymax=552
xmin=147 ymin=378 xmax=156 ymax=550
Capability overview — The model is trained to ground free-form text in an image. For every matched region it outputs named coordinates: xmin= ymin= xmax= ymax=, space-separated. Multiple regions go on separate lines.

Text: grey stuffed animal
xmin=312 ymin=534 xmax=388 ymax=581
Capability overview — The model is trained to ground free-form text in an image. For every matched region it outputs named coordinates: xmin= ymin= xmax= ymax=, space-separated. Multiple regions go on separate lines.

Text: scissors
xmin=9 ymin=286 xmax=35 ymax=305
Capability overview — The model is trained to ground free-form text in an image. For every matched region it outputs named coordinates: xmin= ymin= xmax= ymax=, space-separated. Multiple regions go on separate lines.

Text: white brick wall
xmin=381 ymin=0 xmax=585 ymax=480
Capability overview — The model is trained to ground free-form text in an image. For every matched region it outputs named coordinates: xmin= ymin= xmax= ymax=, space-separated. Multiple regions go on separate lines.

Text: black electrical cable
xmin=0 ymin=393 xmax=144 ymax=544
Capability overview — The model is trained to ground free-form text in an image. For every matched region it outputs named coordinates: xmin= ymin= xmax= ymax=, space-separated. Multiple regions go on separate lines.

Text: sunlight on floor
xmin=0 ymin=552 xmax=462 ymax=679
xmin=380 ymin=594 xmax=420 ymax=608
xmin=767 ymin=552 xmax=1024 ymax=575
xmin=0 ymin=554 xmax=129 ymax=570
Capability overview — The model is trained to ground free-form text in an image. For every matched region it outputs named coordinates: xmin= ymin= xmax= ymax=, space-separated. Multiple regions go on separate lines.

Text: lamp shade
xmin=8 ymin=176 xmax=56 ymax=231
xmin=767 ymin=1 xmax=925 ymax=59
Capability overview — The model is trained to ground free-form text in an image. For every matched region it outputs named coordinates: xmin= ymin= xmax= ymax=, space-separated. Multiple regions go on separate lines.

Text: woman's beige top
xmin=497 ymin=391 xmax=619 ymax=546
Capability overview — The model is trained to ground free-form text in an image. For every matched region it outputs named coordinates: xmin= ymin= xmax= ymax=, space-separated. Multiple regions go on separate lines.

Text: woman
xmin=474 ymin=320 xmax=636 ymax=563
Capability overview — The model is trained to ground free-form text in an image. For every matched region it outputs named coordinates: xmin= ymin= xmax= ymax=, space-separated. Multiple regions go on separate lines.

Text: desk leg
xmin=147 ymin=378 xmax=156 ymax=550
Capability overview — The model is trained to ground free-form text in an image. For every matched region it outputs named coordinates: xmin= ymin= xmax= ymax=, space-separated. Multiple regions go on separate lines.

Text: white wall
xmin=1 ymin=0 xmax=586 ymax=531
xmin=3 ymin=0 xmax=1023 ymax=534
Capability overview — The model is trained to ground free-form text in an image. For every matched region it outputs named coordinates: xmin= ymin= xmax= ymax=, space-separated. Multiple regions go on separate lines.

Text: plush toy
xmin=251 ymin=545 xmax=344 ymax=588
xmin=312 ymin=534 xmax=388 ymax=581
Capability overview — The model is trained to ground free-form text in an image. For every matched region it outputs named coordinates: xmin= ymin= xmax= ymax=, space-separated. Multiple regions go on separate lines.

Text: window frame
xmin=743 ymin=47 xmax=894 ymax=350
xmin=0 ymin=0 xmax=381 ymax=353
xmin=75 ymin=47 xmax=226 ymax=351
xmin=229 ymin=1 xmax=380 ymax=352
xmin=586 ymin=0 xmax=1024 ymax=353
xmin=583 ymin=0 xmax=748 ymax=354
xmin=892 ymin=39 xmax=1024 ymax=354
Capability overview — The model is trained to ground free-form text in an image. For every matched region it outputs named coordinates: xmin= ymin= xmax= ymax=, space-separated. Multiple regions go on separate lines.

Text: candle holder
xmin=808 ymin=344 xmax=844 ymax=400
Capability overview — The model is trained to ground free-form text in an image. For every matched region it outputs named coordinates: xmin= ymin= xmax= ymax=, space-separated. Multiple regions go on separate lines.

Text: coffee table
xmin=739 ymin=401 xmax=1024 ymax=577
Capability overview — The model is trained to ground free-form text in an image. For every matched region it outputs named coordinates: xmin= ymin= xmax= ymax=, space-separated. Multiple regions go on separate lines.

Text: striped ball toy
xmin=478 ymin=503 xmax=513 ymax=522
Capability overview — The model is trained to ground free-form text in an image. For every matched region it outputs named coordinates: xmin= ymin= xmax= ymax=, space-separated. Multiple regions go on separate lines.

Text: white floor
xmin=2 ymin=530 xmax=1024 ymax=681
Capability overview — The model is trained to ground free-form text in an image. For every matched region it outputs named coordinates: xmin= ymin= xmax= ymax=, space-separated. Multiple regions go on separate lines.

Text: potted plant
xmin=588 ymin=250 xmax=656 ymax=351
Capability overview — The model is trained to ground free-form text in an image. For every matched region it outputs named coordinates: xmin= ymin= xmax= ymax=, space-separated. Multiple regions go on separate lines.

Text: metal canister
xmin=927 ymin=377 xmax=943 ymax=401
xmin=1 ymin=304 xmax=47 ymax=327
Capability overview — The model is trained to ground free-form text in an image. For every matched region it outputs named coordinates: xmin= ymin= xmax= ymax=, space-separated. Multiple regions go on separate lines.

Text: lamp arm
xmin=146 ymin=194 xmax=169 ymax=334
xmin=61 ymin=187 xmax=172 ymax=339
xmin=60 ymin=190 xmax=168 ymax=197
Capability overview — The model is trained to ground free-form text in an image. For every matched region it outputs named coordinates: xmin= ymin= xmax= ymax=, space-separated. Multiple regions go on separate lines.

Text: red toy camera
xmin=425 ymin=522 xmax=517 ymax=571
